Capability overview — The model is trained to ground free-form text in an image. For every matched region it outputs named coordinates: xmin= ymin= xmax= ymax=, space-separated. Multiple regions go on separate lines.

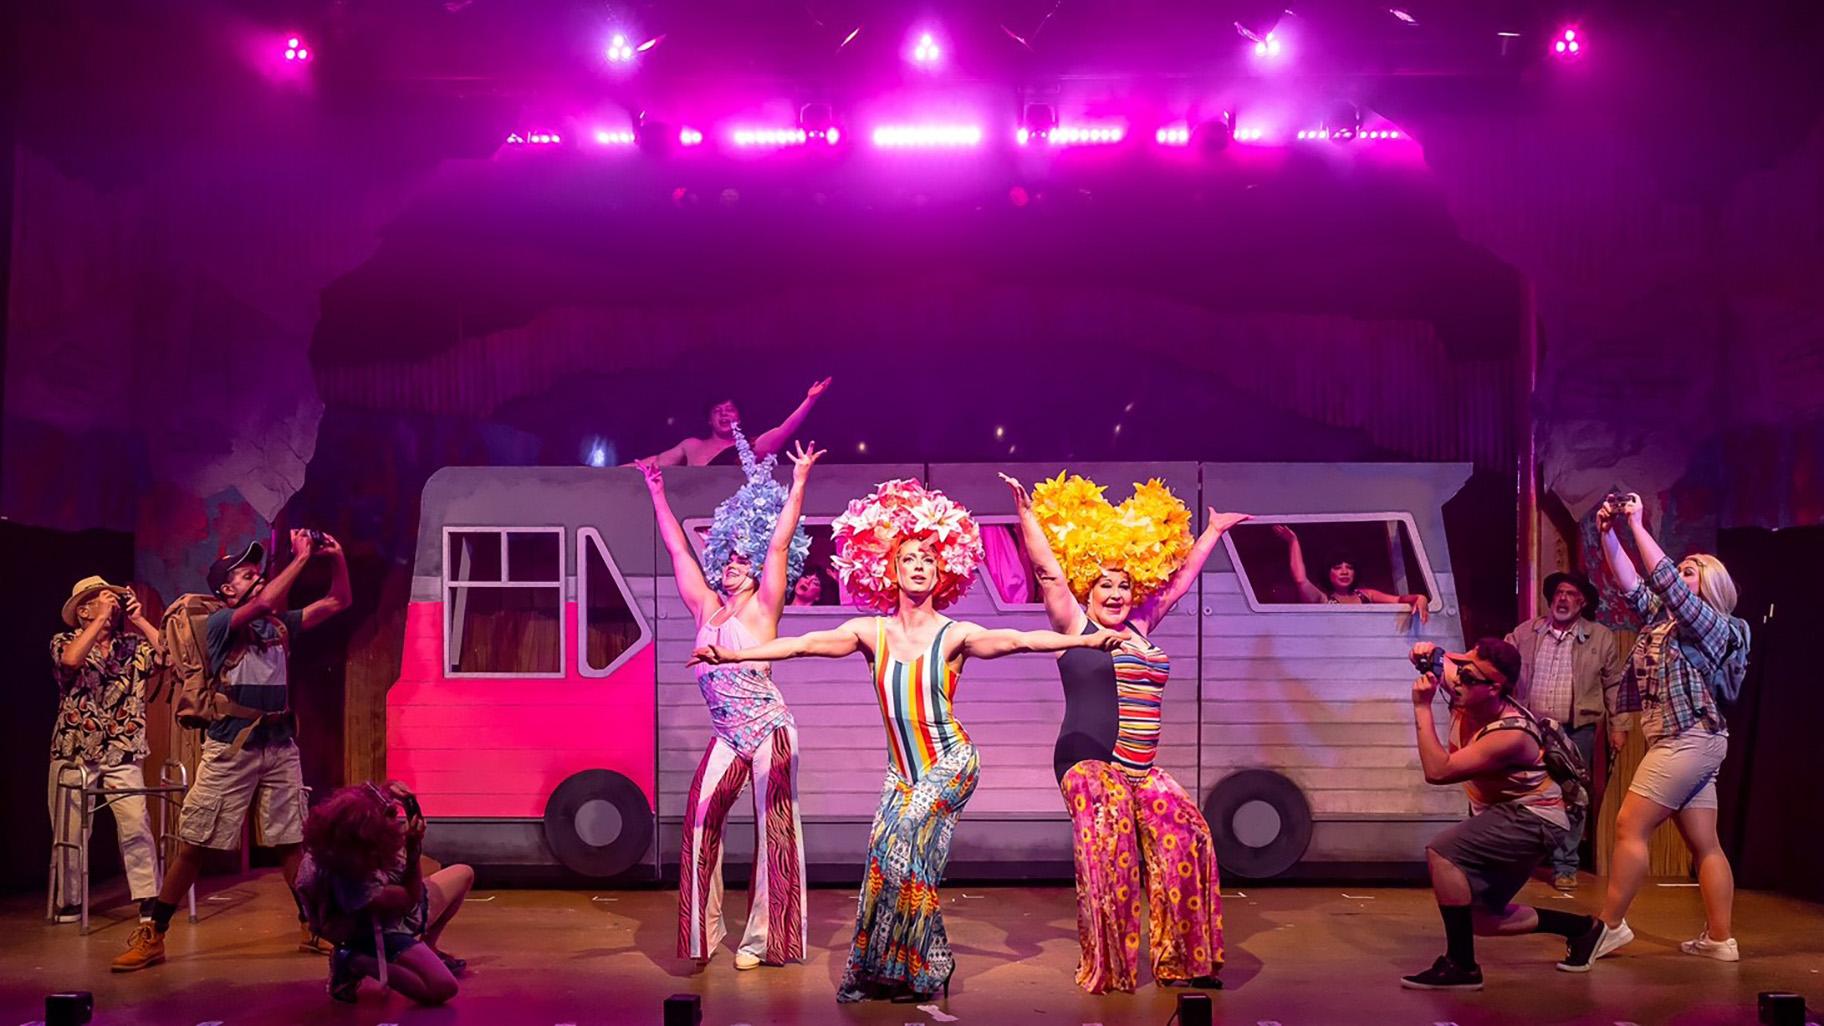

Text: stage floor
xmin=5 ymin=872 xmax=1820 ymax=1025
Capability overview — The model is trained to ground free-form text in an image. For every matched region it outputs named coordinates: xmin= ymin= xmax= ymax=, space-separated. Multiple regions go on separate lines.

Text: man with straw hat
xmin=48 ymin=575 xmax=166 ymax=923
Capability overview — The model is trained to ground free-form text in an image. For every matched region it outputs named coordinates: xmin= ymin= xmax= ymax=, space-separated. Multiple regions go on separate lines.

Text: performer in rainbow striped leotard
xmin=690 ymin=477 xmax=1128 ymax=1004
xmin=1004 ymin=471 xmax=1251 ymax=994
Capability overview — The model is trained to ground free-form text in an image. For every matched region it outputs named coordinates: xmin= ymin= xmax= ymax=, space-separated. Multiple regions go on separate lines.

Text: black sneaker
xmin=1557 ymin=920 xmax=1605 ymax=973
xmin=52 ymin=904 xmax=82 ymax=924
xmin=1401 ymin=955 xmax=1484 ymax=990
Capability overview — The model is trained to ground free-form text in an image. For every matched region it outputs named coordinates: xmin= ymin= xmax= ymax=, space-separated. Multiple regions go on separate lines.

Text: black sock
xmin=1440 ymin=904 xmax=1476 ymax=967
xmin=151 ymin=900 xmax=179 ymax=932
xmin=1532 ymin=907 xmax=1595 ymax=937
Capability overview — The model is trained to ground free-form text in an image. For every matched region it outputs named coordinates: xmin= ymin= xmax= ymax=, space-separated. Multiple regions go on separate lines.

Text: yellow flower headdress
xmin=1029 ymin=473 xmax=1194 ymax=603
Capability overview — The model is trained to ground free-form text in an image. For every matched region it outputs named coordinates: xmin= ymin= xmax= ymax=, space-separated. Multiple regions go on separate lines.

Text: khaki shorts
xmin=178 ymin=739 xmax=306 ymax=850
xmin=1629 ymin=730 xmax=1729 ymax=812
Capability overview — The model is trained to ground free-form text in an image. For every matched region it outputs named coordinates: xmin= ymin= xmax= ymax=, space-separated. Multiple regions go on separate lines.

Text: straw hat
xmin=62 ymin=576 xmax=131 ymax=627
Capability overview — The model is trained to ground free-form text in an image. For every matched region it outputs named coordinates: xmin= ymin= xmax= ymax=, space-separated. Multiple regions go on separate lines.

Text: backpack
xmin=1506 ymin=704 xmax=1593 ymax=811
xmin=158 ymin=594 xmax=289 ymax=731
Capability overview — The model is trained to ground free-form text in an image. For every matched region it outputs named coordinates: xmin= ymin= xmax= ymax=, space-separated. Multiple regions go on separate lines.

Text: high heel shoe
xmin=889 ymin=965 xmax=955 ymax=1003
xmin=1159 ymin=974 xmax=1223 ymax=990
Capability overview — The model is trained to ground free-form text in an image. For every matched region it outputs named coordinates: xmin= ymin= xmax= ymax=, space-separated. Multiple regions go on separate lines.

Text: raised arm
xmin=299 ymin=534 xmax=353 ymax=630
xmin=228 ymin=529 xmax=315 ymax=632
xmin=1597 ymin=500 xmax=1643 ymax=597
xmin=756 ymin=441 xmax=824 ymax=615
xmin=951 ymin=621 xmax=1129 ymax=661
xmin=636 ymin=459 xmax=717 ymax=620
xmin=750 ymin=377 xmax=833 ymax=459
xmin=1630 ymin=502 xmax=1734 ymax=660
xmin=1273 ymin=524 xmax=1326 ymax=604
xmin=1138 ymin=509 xmax=1251 ymax=631
xmin=999 ymin=474 xmax=1085 ymax=634
xmin=690 ymin=617 xmax=869 ymax=666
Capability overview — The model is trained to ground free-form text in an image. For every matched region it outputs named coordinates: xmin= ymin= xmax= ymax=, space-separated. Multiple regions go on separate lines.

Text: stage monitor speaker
xmin=1176 ymin=991 xmax=1213 ymax=1026
xmin=46 ymin=992 xmax=93 ymax=1026
xmin=1758 ymin=991 xmax=1807 ymax=1026
xmin=663 ymin=993 xmax=702 ymax=1026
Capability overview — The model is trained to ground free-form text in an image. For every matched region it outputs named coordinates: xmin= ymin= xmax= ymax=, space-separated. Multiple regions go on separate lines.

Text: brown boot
xmin=299 ymin=922 xmax=332 ymax=955
xmin=112 ymin=923 xmax=166 ymax=972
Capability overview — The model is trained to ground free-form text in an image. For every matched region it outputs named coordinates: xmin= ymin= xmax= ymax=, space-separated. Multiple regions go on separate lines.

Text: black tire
xmin=1203 ymin=769 xmax=1314 ymax=880
xmin=542 ymin=770 xmax=654 ymax=878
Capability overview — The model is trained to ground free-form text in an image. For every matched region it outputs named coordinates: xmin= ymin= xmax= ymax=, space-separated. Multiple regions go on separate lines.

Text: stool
xmin=48 ymin=761 xmax=198 ymax=935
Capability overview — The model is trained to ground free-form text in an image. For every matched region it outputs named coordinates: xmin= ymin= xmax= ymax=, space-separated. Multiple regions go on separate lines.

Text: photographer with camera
xmin=114 ymin=529 xmax=352 ymax=973
xmin=1558 ymin=492 xmax=1752 ymax=970
xmin=1400 ymin=639 xmax=1597 ymax=991
xmin=1503 ymin=571 xmax=1626 ymax=891
xmin=48 ymin=577 xmax=166 ymax=923
xmin=295 ymin=781 xmax=473 ymax=1005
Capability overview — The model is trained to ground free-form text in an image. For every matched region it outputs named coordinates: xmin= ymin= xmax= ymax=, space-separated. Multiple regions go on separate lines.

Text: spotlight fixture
xmin=1155 ymin=124 xmax=1192 ymax=146
xmin=606 ymin=33 xmax=635 ymax=63
xmin=798 ymin=102 xmax=843 ymax=145
xmin=283 ymin=35 xmax=310 ymax=61
xmin=1018 ymin=102 xmax=1058 ymax=145
xmin=1322 ymin=102 xmax=1361 ymax=141
xmin=1252 ymin=32 xmax=1284 ymax=58
xmin=1552 ymin=26 xmax=1582 ymax=57
xmin=910 ymin=29 xmax=942 ymax=66
xmin=871 ymin=124 xmax=982 ymax=148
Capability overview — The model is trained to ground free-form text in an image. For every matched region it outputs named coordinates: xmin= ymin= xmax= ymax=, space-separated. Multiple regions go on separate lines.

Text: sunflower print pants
xmin=1062 ymin=760 xmax=1223 ymax=994
xmin=836 ymin=742 xmax=980 ymax=1002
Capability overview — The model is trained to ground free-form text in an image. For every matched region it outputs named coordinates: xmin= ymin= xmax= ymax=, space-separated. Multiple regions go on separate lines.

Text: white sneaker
xmin=1593 ymin=918 xmax=1635 ymax=961
xmin=1680 ymin=931 xmax=1740 ymax=962
xmin=733 ymin=951 xmax=762 ymax=971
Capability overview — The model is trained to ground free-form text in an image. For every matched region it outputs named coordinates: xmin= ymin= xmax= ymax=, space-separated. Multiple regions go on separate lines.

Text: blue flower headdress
xmin=703 ymin=425 xmax=811 ymax=594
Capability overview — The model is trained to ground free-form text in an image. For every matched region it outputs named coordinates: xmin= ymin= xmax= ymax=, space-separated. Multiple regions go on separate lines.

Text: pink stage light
xmin=1552 ymin=27 xmax=1582 ymax=57
xmin=284 ymin=36 xmax=310 ymax=61
xmin=1028 ymin=125 xmax=1125 ymax=147
xmin=1233 ymin=127 xmax=1265 ymax=142
xmin=593 ymin=128 xmax=637 ymax=146
xmin=1252 ymin=32 xmax=1283 ymax=58
xmin=508 ymin=132 xmax=562 ymax=146
xmin=678 ymin=127 xmax=704 ymax=147
xmin=732 ymin=127 xmax=809 ymax=148
xmin=606 ymin=34 xmax=636 ymax=63
xmin=871 ymin=124 xmax=983 ymax=148
xmin=911 ymin=31 xmax=942 ymax=66
xmin=1155 ymin=125 xmax=1192 ymax=146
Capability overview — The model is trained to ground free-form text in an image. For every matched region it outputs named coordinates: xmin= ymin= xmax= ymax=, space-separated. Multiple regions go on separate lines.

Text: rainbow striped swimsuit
xmin=869 ymin=618 xmax=971 ymax=783
xmin=1110 ymin=636 xmax=1170 ymax=775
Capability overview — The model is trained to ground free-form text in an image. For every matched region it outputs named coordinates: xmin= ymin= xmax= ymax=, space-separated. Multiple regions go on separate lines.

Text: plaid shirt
xmin=1617 ymin=557 xmax=1750 ymax=742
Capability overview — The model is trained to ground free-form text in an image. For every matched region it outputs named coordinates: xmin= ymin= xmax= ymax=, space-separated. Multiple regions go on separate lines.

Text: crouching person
xmin=294 ymin=782 xmax=473 ymax=1005
xmin=1401 ymin=639 xmax=1597 ymax=990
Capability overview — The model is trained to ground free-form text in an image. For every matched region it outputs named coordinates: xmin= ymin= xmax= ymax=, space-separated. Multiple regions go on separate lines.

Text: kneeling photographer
xmin=294 ymin=780 xmax=474 ymax=1005
xmin=1400 ymin=639 xmax=1597 ymax=991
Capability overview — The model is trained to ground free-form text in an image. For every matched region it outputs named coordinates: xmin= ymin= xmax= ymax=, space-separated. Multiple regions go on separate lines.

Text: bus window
xmin=1224 ymin=516 xmax=1438 ymax=610
xmin=444 ymin=526 xmax=564 ymax=676
xmin=579 ymin=527 xmax=652 ymax=676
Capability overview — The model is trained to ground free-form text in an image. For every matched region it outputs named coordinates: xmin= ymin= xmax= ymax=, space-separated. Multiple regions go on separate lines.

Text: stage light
xmin=1323 ymin=102 xmax=1360 ymax=141
xmin=1019 ymin=102 xmax=1058 ymax=145
xmin=911 ymin=30 xmax=942 ymax=66
xmin=1552 ymin=27 xmax=1582 ymax=57
xmin=1233 ymin=127 xmax=1265 ymax=142
xmin=871 ymin=124 xmax=982 ymax=148
xmin=678 ymin=127 xmax=704 ymax=147
xmin=284 ymin=35 xmax=310 ymax=61
xmin=1155 ymin=124 xmax=1192 ymax=146
xmin=1390 ymin=8 xmax=1418 ymax=25
xmin=607 ymin=33 xmax=636 ymax=63
xmin=1251 ymin=31 xmax=1283 ymax=59
xmin=798 ymin=102 xmax=843 ymax=146
xmin=594 ymin=128 xmax=637 ymax=146
xmin=507 ymin=132 xmax=563 ymax=146
xmin=732 ymin=127 xmax=808 ymax=148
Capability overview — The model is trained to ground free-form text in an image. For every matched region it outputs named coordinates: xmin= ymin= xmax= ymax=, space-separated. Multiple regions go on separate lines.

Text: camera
xmin=1410 ymin=646 xmax=1445 ymax=678
xmin=400 ymin=791 xmax=422 ymax=821
xmin=304 ymin=528 xmax=327 ymax=544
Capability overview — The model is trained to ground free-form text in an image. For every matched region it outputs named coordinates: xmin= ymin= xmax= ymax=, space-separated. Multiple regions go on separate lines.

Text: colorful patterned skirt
xmin=836 ymin=742 xmax=980 ymax=1002
xmin=1061 ymin=760 xmax=1223 ymax=994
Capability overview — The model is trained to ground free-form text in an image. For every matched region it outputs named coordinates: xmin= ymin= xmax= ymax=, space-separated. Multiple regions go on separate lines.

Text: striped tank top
xmin=1451 ymin=708 xmax=1570 ymax=830
xmin=1110 ymin=634 xmax=1170 ymax=776
xmin=869 ymin=618 xmax=970 ymax=783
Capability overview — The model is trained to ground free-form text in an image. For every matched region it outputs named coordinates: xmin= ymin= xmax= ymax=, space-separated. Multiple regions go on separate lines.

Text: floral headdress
xmin=1029 ymin=472 xmax=1194 ymax=603
xmin=830 ymin=478 xmax=984 ymax=612
xmin=703 ymin=426 xmax=811 ymax=594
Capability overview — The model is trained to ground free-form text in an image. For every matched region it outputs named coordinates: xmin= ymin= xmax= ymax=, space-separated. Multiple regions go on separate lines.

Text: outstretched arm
xmin=636 ymin=459 xmax=717 ymax=621
xmin=299 ymin=535 xmax=353 ymax=630
xmin=756 ymin=441 xmax=825 ymax=616
xmin=636 ymin=440 xmax=688 ymax=467
xmin=228 ymin=529 xmax=316 ymax=632
xmin=690 ymin=617 xmax=869 ymax=666
xmin=951 ymin=621 xmax=1129 ymax=661
xmin=751 ymin=378 xmax=833 ymax=459
xmin=1139 ymin=509 xmax=1251 ymax=630
xmin=1597 ymin=500 xmax=1643 ymax=596
xmin=1273 ymin=524 xmax=1326 ymax=604
xmin=999 ymin=474 xmax=1085 ymax=635
xmin=1359 ymin=587 xmax=1431 ymax=624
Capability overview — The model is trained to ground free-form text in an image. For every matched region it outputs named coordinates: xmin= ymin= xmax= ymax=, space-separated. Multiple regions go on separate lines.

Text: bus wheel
xmin=1202 ymin=769 xmax=1313 ymax=880
xmin=542 ymin=770 xmax=654 ymax=878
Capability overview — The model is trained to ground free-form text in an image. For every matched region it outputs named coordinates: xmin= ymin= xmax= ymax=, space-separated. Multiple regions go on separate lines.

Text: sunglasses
xmin=1447 ymin=656 xmax=1501 ymax=688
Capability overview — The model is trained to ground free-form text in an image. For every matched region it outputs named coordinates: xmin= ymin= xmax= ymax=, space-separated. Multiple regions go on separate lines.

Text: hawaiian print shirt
xmin=50 ymin=631 xmax=160 ymax=767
